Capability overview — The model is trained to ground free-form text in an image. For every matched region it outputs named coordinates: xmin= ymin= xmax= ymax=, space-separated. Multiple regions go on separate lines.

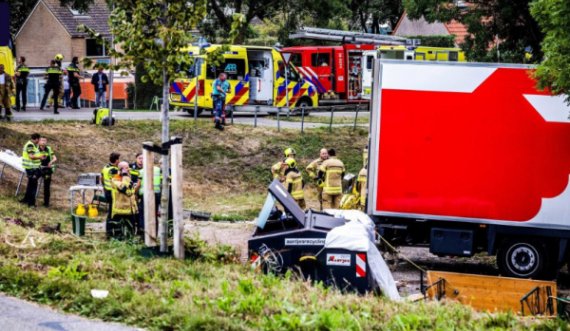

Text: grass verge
xmin=0 ymin=197 xmax=565 ymax=331
xmin=267 ymin=114 xmax=370 ymax=125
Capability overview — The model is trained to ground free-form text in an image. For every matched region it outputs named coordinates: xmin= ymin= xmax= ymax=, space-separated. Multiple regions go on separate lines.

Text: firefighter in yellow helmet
xmin=356 ymin=165 xmax=367 ymax=211
xmin=46 ymin=54 xmax=64 ymax=109
xmin=271 ymin=147 xmax=296 ymax=183
xmin=306 ymin=148 xmax=328 ymax=210
xmin=318 ymin=148 xmax=345 ymax=210
xmin=40 ymin=60 xmax=62 ymax=114
xmin=283 ymin=157 xmax=305 ymax=210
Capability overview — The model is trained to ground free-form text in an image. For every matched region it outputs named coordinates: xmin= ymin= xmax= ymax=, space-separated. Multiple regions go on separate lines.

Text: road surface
xmin=0 ymin=294 xmax=141 ymax=331
xmin=3 ymin=108 xmax=369 ymax=129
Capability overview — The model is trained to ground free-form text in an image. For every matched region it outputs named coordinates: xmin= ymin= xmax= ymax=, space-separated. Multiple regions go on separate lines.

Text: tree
xmin=530 ymin=0 xmax=570 ymax=101
xmin=403 ymin=0 xmax=544 ymax=63
xmin=79 ymin=0 xmax=243 ymax=253
xmin=348 ymin=0 xmax=404 ymax=33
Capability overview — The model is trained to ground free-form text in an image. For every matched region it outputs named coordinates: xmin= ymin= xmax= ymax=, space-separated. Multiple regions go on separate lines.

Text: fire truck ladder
xmin=289 ymin=27 xmax=408 ymax=46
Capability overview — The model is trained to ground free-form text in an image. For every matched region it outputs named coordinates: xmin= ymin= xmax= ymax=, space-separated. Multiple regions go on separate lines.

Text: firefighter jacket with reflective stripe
xmin=285 ymin=169 xmax=304 ymax=200
xmin=271 ymin=161 xmax=285 ymax=180
xmin=45 ymin=65 xmax=62 ymax=84
xmin=22 ymin=140 xmax=40 ymax=169
xmin=101 ymin=164 xmax=118 ymax=191
xmin=306 ymin=157 xmax=325 ymax=180
xmin=363 ymin=147 xmax=368 ymax=168
xmin=320 ymin=157 xmax=345 ymax=195
xmin=37 ymin=146 xmax=55 ymax=171
xmin=139 ymin=166 xmax=162 ymax=195
xmin=111 ymin=175 xmax=138 ymax=217
xmin=357 ymin=167 xmax=367 ymax=205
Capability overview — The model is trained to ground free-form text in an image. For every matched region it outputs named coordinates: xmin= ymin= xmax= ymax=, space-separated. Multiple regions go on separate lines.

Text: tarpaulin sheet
xmin=0 ymin=150 xmax=24 ymax=172
xmin=324 ymin=210 xmax=401 ymax=301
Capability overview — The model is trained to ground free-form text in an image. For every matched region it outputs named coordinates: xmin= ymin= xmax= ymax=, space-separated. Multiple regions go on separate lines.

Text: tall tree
xmin=348 ymin=0 xmax=404 ymax=33
xmin=530 ymin=0 xmax=570 ymax=101
xmin=79 ymin=0 xmax=243 ymax=252
xmin=403 ymin=0 xmax=544 ymax=62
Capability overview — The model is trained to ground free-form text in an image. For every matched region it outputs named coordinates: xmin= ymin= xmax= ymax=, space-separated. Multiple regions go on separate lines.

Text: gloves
xmin=316 ymin=179 xmax=324 ymax=188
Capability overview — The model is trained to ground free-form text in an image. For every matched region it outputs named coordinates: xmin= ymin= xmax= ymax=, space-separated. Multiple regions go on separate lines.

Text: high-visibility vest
xmin=22 ymin=141 xmax=40 ymax=170
xmin=286 ymin=170 xmax=304 ymax=200
xmin=320 ymin=157 xmax=345 ymax=195
xmin=37 ymin=146 xmax=55 ymax=171
xmin=139 ymin=166 xmax=162 ymax=195
xmin=357 ymin=168 xmax=367 ymax=205
xmin=101 ymin=164 xmax=118 ymax=191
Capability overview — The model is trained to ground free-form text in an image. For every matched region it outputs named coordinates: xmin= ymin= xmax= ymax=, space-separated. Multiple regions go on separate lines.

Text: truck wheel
xmin=296 ymin=97 xmax=312 ymax=116
xmin=185 ymin=108 xmax=203 ymax=117
xmin=497 ymin=239 xmax=546 ymax=279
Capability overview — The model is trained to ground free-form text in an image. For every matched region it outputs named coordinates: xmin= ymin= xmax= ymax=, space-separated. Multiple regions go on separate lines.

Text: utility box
xmin=430 ymin=228 xmax=474 ymax=257
xmin=249 ymin=180 xmax=373 ymax=294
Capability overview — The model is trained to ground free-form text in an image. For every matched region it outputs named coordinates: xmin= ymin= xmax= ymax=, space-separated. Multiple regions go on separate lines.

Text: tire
xmin=295 ymin=97 xmax=312 ymax=116
xmin=497 ymin=238 xmax=547 ymax=279
xmin=185 ymin=108 xmax=203 ymax=117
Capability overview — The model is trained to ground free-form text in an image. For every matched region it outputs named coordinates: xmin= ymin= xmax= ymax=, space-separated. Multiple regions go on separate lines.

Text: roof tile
xmin=43 ymin=0 xmax=111 ymax=38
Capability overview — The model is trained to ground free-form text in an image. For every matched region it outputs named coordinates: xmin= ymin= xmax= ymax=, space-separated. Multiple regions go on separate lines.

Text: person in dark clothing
xmin=40 ymin=60 xmax=62 ymax=114
xmin=68 ymin=57 xmax=82 ymax=109
xmin=37 ymin=137 xmax=57 ymax=208
xmin=91 ymin=68 xmax=109 ymax=107
xmin=15 ymin=56 xmax=30 ymax=112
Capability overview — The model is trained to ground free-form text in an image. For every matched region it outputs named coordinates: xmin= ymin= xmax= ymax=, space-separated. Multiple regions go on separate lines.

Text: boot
xmin=54 ymin=111 xmax=60 ymax=115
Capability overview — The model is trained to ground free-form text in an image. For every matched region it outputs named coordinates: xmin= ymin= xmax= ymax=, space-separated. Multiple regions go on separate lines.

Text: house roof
xmin=392 ymin=11 xmax=469 ymax=46
xmin=42 ymin=0 xmax=111 ymax=38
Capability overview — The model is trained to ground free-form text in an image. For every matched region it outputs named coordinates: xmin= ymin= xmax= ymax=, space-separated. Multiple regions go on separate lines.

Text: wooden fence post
xmin=171 ymin=138 xmax=184 ymax=259
xmin=143 ymin=142 xmax=157 ymax=246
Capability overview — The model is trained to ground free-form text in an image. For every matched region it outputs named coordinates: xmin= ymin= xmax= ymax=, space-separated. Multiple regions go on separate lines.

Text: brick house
xmin=14 ymin=0 xmax=112 ymax=67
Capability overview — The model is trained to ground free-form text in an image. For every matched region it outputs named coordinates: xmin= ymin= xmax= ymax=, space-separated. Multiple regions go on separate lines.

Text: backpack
xmin=92 ymin=108 xmax=116 ymax=125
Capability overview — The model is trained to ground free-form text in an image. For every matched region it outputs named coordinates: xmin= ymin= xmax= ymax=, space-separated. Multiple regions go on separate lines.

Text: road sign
xmin=282 ymin=52 xmax=292 ymax=65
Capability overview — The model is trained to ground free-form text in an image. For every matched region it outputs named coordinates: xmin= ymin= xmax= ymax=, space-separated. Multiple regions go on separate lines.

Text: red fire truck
xmin=284 ymin=27 xmax=408 ymax=105
xmin=367 ymin=60 xmax=570 ymax=279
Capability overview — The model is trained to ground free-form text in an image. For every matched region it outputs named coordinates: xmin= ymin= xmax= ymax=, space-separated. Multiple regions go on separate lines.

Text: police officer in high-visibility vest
xmin=15 ymin=56 xmax=30 ymax=112
xmin=68 ymin=56 xmax=82 ymax=109
xmin=37 ymin=137 xmax=57 ymax=208
xmin=136 ymin=164 xmax=162 ymax=233
xmin=101 ymin=152 xmax=120 ymax=236
xmin=129 ymin=153 xmax=143 ymax=186
xmin=284 ymin=158 xmax=305 ymax=210
xmin=318 ymin=148 xmax=345 ymax=210
xmin=306 ymin=148 xmax=328 ymax=210
xmin=20 ymin=133 xmax=45 ymax=207
xmin=271 ymin=147 xmax=296 ymax=183
xmin=40 ymin=60 xmax=62 ymax=114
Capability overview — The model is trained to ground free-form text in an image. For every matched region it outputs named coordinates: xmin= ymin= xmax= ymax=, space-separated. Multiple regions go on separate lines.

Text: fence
xmin=224 ymin=104 xmax=370 ymax=133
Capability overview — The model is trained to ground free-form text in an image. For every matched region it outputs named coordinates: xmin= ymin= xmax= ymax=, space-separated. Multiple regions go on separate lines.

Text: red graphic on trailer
xmin=376 ymin=68 xmax=570 ymax=222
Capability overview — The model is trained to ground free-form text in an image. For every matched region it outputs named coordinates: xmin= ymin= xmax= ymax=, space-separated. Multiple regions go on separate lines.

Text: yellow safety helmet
xmin=284 ymin=157 xmax=296 ymax=169
xmin=284 ymin=148 xmax=296 ymax=158
xmin=55 ymin=54 xmax=64 ymax=61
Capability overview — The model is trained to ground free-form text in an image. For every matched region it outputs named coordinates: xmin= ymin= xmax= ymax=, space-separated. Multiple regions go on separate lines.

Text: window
xmin=277 ymin=61 xmax=299 ymax=81
xmin=68 ymin=6 xmax=88 ymax=16
xmin=449 ymin=51 xmax=459 ymax=62
xmin=206 ymin=59 xmax=246 ymax=80
xmin=311 ymin=53 xmax=330 ymax=67
xmin=86 ymin=39 xmax=107 ymax=57
xmin=366 ymin=55 xmax=374 ymax=70
xmin=289 ymin=53 xmax=303 ymax=67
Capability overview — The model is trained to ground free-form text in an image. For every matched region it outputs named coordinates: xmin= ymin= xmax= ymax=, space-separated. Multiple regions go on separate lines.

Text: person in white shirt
xmin=62 ymin=69 xmax=71 ymax=108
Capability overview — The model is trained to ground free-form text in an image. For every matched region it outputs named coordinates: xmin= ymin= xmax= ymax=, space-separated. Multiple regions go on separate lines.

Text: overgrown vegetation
xmin=0 ymin=197 xmax=565 ymax=331
xmin=0 ymin=120 xmax=367 ymax=219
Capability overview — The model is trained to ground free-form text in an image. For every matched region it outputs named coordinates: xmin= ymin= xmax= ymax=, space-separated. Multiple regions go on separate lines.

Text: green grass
xmin=267 ymin=114 xmax=370 ymax=125
xmin=0 ymin=197 xmax=565 ymax=331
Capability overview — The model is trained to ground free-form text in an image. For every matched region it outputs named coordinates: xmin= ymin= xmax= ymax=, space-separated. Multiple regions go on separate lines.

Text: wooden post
xmin=171 ymin=137 xmax=184 ymax=259
xmin=143 ymin=142 xmax=157 ymax=246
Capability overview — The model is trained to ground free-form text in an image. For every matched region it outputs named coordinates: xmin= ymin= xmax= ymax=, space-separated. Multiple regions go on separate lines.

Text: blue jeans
xmin=96 ymin=90 xmax=106 ymax=107
xmin=213 ymin=96 xmax=226 ymax=124
xmin=63 ymin=89 xmax=71 ymax=107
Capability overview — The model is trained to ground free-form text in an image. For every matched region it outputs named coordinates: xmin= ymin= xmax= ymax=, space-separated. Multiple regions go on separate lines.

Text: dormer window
xmin=68 ymin=6 xmax=88 ymax=17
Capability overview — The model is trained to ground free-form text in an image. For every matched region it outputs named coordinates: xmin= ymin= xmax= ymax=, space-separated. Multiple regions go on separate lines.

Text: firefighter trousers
xmin=322 ymin=193 xmax=341 ymax=210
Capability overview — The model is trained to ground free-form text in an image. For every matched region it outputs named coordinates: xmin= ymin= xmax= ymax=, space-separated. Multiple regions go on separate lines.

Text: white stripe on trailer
xmin=524 ymin=94 xmax=570 ymax=123
xmin=356 ymin=253 xmax=366 ymax=277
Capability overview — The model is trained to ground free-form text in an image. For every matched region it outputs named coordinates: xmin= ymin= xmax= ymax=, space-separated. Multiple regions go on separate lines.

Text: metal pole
xmin=194 ymin=74 xmax=198 ymax=120
xmin=254 ymin=106 xmax=258 ymax=127
xmin=285 ymin=70 xmax=290 ymax=120
xmin=108 ymin=2 xmax=115 ymax=126
xmin=329 ymin=106 xmax=334 ymax=132
xmin=16 ymin=173 xmax=24 ymax=196
xmin=36 ymin=177 xmax=43 ymax=197
xmin=301 ymin=106 xmax=305 ymax=134
xmin=0 ymin=163 xmax=5 ymax=179
xmin=353 ymin=104 xmax=359 ymax=131
xmin=277 ymin=107 xmax=280 ymax=132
